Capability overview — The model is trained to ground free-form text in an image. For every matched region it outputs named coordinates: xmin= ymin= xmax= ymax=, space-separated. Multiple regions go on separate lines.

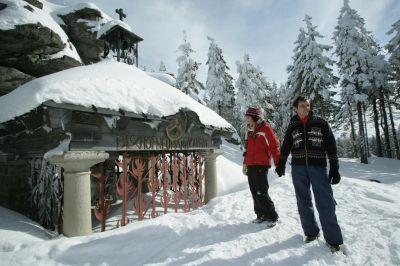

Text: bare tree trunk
xmin=388 ymin=98 xmax=400 ymax=160
xmin=362 ymin=104 xmax=370 ymax=157
xmin=349 ymin=114 xmax=358 ymax=158
xmin=372 ymin=97 xmax=383 ymax=157
xmin=357 ymin=102 xmax=368 ymax=164
xmin=346 ymin=100 xmax=358 ymax=158
xmin=379 ymin=91 xmax=392 ymax=158
xmin=217 ymin=101 xmax=222 ymax=116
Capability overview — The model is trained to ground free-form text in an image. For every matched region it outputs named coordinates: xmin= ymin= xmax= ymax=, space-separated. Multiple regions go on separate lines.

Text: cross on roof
xmin=115 ymin=8 xmax=126 ymax=21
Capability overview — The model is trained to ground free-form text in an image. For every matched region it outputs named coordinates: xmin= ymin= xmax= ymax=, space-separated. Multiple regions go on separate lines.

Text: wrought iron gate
xmin=92 ymin=152 xmax=205 ymax=231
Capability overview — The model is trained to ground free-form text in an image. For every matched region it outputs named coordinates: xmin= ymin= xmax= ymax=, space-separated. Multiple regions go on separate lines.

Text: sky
xmin=47 ymin=0 xmax=400 ymax=85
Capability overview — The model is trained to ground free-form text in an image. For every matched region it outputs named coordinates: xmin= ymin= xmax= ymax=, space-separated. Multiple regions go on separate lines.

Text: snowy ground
xmin=1 ymin=141 xmax=400 ymax=265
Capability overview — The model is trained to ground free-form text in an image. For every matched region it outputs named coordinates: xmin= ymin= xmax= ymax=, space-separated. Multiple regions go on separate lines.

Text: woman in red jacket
xmin=243 ymin=106 xmax=280 ymax=227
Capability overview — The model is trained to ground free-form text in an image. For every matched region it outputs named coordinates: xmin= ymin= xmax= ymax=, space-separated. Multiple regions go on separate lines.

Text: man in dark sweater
xmin=275 ymin=95 xmax=343 ymax=252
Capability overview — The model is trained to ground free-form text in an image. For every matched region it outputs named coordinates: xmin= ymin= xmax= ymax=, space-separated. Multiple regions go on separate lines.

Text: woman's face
xmin=246 ymin=115 xmax=255 ymax=127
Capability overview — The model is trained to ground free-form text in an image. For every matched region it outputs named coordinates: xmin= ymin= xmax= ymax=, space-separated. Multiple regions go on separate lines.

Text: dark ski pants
xmin=291 ymin=164 xmax=343 ymax=245
xmin=247 ymin=165 xmax=278 ymax=222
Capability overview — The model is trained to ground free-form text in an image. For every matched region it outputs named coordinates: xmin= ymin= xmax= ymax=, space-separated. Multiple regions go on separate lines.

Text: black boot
xmin=305 ymin=233 xmax=320 ymax=243
xmin=328 ymin=244 xmax=340 ymax=253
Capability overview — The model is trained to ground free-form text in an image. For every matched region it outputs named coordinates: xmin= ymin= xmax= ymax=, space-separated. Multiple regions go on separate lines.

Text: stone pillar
xmin=48 ymin=151 xmax=109 ymax=237
xmin=204 ymin=149 xmax=223 ymax=203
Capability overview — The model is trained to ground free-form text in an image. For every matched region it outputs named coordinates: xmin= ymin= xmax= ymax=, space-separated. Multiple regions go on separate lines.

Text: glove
xmin=275 ymin=159 xmax=285 ymax=177
xmin=329 ymin=160 xmax=341 ymax=185
xmin=329 ymin=170 xmax=341 ymax=185
xmin=242 ymin=164 xmax=248 ymax=176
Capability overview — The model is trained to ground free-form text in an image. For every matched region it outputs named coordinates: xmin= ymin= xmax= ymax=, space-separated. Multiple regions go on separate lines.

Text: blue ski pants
xmin=291 ymin=164 xmax=343 ymax=245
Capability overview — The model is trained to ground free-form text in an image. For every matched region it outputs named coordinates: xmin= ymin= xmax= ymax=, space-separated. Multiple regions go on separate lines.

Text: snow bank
xmin=0 ymin=60 xmax=233 ymax=130
xmin=1 ymin=141 xmax=400 ymax=265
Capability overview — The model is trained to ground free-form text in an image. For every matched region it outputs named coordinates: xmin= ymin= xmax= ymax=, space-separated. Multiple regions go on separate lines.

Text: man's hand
xmin=329 ymin=160 xmax=341 ymax=185
xmin=275 ymin=159 xmax=285 ymax=177
xmin=329 ymin=169 xmax=341 ymax=185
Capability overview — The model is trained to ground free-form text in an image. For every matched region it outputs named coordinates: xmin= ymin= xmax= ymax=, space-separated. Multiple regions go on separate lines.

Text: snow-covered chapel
xmin=0 ymin=0 xmax=236 ymax=237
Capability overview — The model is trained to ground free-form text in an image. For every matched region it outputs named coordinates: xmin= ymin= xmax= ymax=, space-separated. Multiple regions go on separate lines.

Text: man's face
xmin=294 ymin=100 xmax=310 ymax=117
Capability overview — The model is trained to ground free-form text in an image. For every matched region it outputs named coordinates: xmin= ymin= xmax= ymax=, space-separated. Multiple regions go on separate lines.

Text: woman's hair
xmin=249 ymin=115 xmax=258 ymax=122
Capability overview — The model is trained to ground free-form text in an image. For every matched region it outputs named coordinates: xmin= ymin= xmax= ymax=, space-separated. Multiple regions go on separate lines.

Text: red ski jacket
xmin=244 ymin=122 xmax=280 ymax=167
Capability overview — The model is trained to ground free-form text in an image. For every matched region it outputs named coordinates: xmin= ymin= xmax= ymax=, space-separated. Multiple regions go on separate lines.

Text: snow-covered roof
xmin=96 ymin=19 xmax=136 ymax=39
xmin=146 ymin=72 xmax=177 ymax=87
xmin=0 ymin=60 xmax=233 ymax=130
xmin=0 ymin=0 xmax=82 ymax=63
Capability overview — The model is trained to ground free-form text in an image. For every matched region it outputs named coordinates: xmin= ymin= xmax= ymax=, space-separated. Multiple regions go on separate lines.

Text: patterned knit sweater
xmin=279 ymin=112 xmax=338 ymax=167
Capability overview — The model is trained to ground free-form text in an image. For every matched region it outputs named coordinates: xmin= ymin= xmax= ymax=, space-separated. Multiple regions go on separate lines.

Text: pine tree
xmin=159 ymin=61 xmax=167 ymax=72
xmin=235 ymin=54 xmax=271 ymax=113
xmin=387 ymin=93 xmax=400 ymax=159
xmin=234 ymin=54 xmax=272 ymax=135
xmin=367 ymin=40 xmax=393 ymax=158
xmin=270 ymin=82 xmax=291 ymax=140
xmin=205 ymin=37 xmax=236 ymax=122
xmin=386 ymin=19 xmax=400 ymax=102
xmin=176 ymin=31 xmax=202 ymax=100
xmin=286 ymin=15 xmax=338 ymax=118
xmin=386 ymin=19 xmax=400 ymax=159
xmin=333 ymin=0 xmax=376 ymax=164
xmin=254 ymin=66 xmax=274 ymax=120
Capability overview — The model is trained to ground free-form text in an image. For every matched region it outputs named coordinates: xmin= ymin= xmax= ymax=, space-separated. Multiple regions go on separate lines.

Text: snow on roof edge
xmin=97 ymin=20 xmax=134 ymax=39
xmin=0 ymin=61 xmax=234 ymax=132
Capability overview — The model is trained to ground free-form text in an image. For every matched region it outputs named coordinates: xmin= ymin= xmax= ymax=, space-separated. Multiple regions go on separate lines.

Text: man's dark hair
xmin=293 ymin=95 xmax=309 ymax=108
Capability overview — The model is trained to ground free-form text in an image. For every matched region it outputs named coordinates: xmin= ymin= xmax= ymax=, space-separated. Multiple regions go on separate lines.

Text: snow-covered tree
xmin=384 ymin=19 xmax=400 ymax=159
xmin=386 ymin=19 xmax=400 ymax=101
xmin=159 ymin=61 xmax=167 ymax=72
xmin=235 ymin=54 xmax=272 ymax=114
xmin=234 ymin=54 xmax=273 ymax=135
xmin=205 ymin=37 xmax=235 ymax=122
xmin=387 ymin=91 xmax=400 ymax=159
xmin=254 ymin=66 xmax=274 ymax=120
xmin=270 ymin=82 xmax=291 ymax=140
xmin=176 ymin=31 xmax=203 ymax=100
xmin=286 ymin=15 xmax=338 ymax=118
xmin=333 ymin=0 xmax=376 ymax=164
xmin=366 ymin=43 xmax=394 ymax=158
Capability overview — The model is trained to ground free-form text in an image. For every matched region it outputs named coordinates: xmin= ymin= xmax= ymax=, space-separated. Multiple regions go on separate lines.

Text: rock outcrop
xmin=0 ymin=66 xmax=34 ymax=96
xmin=0 ymin=0 xmax=143 ymax=95
xmin=0 ymin=22 xmax=80 ymax=77
xmin=0 ymin=0 xmax=111 ymax=94
xmin=23 ymin=0 xmax=43 ymax=9
xmin=57 ymin=7 xmax=105 ymax=65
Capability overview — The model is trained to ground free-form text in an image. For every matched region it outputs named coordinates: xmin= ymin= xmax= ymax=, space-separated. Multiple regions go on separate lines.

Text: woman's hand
xmin=242 ymin=164 xmax=248 ymax=176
